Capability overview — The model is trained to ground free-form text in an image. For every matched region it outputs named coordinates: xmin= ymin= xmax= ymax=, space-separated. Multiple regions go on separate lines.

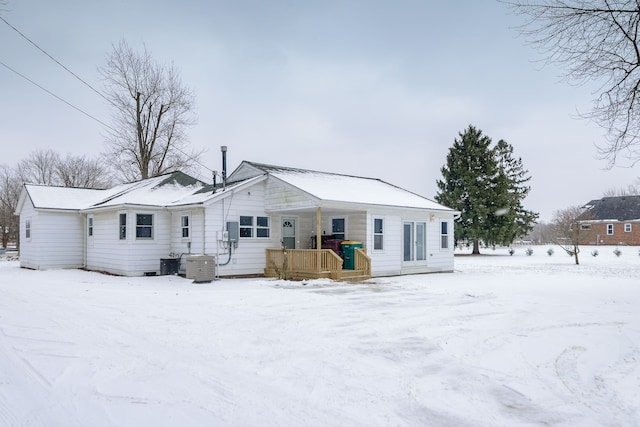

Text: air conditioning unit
xmin=186 ymin=255 xmax=216 ymax=283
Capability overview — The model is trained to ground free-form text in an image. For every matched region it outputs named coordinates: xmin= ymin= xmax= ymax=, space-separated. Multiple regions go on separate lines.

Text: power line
xmin=0 ymin=59 xmax=115 ymax=131
xmin=0 ymin=15 xmax=112 ymax=106
xmin=1 ymin=59 xmax=214 ymax=175
xmin=0 ymin=17 xmax=213 ymax=175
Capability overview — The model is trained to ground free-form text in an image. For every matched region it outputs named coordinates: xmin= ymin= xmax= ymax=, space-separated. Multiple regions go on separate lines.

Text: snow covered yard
xmin=0 ymin=246 xmax=639 ymax=427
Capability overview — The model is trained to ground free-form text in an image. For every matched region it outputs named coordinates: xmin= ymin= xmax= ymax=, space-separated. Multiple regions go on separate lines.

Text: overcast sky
xmin=1 ymin=0 xmax=639 ymax=221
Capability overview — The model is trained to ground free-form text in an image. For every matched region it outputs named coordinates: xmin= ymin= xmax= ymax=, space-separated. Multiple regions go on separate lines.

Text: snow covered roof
xmin=241 ymin=162 xmax=454 ymax=211
xmin=21 ymin=163 xmax=455 ymax=213
xmin=90 ymin=172 xmax=206 ymax=208
xmin=21 ymin=171 xmax=265 ymax=213
xmin=23 ymin=185 xmax=112 ymax=210
xmin=23 ymin=172 xmax=208 ymax=211
xmin=579 ymin=195 xmax=640 ymax=222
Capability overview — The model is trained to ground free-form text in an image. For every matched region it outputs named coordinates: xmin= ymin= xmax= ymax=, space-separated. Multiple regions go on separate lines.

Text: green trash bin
xmin=341 ymin=241 xmax=363 ymax=270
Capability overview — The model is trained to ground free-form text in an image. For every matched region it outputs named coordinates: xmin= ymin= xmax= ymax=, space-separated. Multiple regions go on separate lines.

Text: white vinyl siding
xmin=19 ymin=200 xmax=84 ymax=270
xmin=202 ymin=181 xmax=277 ymax=276
xmin=86 ymin=209 xmax=170 ymax=276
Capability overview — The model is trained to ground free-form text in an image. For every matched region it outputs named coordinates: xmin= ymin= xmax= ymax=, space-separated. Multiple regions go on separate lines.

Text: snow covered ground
xmin=0 ymin=246 xmax=639 ymax=426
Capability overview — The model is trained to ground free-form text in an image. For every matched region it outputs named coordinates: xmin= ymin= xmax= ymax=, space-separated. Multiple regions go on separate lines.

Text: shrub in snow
xmin=547 ymin=248 xmax=554 ymax=256
xmin=508 ymin=248 xmax=515 ymax=256
xmin=614 ymin=248 xmax=622 ymax=257
xmin=591 ymin=249 xmax=599 ymax=257
xmin=526 ymin=248 xmax=533 ymax=256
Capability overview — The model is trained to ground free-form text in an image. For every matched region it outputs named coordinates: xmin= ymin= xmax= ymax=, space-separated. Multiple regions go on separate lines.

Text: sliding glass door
xmin=403 ymin=221 xmax=427 ymax=263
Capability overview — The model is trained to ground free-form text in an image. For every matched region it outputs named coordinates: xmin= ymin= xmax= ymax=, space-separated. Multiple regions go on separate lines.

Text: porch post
xmin=316 ymin=207 xmax=322 ymax=272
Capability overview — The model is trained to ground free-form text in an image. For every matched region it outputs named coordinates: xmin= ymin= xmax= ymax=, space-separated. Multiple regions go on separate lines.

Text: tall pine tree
xmin=435 ymin=125 xmax=501 ymax=254
xmin=490 ymin=140 xmax=538 ymax=245
xmin=435 ymin=126 xmax=538 ymax=254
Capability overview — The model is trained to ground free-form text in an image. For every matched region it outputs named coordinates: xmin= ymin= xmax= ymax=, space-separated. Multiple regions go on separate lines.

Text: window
xmin=373 ymin=218 xmax=384 ymax=250
xmin=607 ymin=223 xmax=614 ymax=235
xmin=181 ymin=214 xmax=190 ymax=238
xmin=240 ymin=216 xmax=253 ymax=237
xmin=239 ymin=215 xmax=270 ymax=238
xmin=119 ymin=213 xmax=127 ymax=240
xmin=256 ymin=216 xmax=270 ymax=238
xmin=441 ymin=221 xmax=449 ymax=249
xmin=25 ymin=219 xmax=31 ymax=239
xmin=88 ymin=216 xmax=94 ymax=237
xmin=136 ymin=214 xmax=153 ymax=239
xmin=332 ymin=218 xmax=345 ymax=240
xmin=625 ymin=223 xmax=632 ymax=233
xmin=580 ymin=224 xmax=591 ymax=231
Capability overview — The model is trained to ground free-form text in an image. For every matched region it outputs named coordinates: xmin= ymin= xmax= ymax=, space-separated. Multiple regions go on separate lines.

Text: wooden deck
xmin=265 ymin=248 xmax=371 ymax=281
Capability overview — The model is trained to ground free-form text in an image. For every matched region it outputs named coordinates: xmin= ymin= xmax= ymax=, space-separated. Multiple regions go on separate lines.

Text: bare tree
xmin=603 ymin=179 xmax=640 ymax=196
xmin=15 ymin=149 xmax=111 ymax=188
xmin=17 ymin=148 xmax=60 ymax=185
xmin=99 ymin=40 xmax=200 ymax=181
xmin=504 ymin=1 xmax=640 ymax=165
xmin=550 ymin=205 xmax=594 ymax=264
xmin=0 ymin=165 xmax=21 ymax=249
xmin=55 ymin=154 xmax=112 ymax=188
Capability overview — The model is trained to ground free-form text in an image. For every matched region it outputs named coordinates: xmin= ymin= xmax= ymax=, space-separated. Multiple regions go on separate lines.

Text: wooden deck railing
xmin=266 ymin=249 xmax=343 ymax=277
xmin=354 ymin=248 xmax=371 ymax=276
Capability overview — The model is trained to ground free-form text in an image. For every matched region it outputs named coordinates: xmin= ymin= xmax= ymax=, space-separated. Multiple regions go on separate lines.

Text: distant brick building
xmin=577 ymin=196 xmax=640 ymax=246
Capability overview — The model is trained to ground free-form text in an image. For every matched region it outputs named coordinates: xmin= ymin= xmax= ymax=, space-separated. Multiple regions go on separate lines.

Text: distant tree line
xmin=0 ymin=149 xmax=112 ymax=249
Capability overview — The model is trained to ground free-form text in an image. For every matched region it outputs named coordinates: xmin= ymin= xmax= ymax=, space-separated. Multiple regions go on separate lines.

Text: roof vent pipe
xmin=221 ymin=146 xmax=227 ymax=190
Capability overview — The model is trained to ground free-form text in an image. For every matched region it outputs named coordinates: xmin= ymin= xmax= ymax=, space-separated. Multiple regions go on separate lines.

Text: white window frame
xmin=136 ymin=213 xmax=154 ymax=240
xmin=624 ymin=223 xmax=632 ymax=233
xmin=440 ymin=220 xmax=449 ymax=250
xmin=256 ymin=216 xmax=270 ymax=238
xmin=88 ymin=215 xmax=94 ymax=237
xmin=607 ymin=223 xmax=614 ymax=235
xmin=119 ymin=212 xmax=127 ymax=240
xmin=25 ymin=218 xmax=31 ymax=239
xmin=239 ymin=215 xmax=271 ymax=239
xmin=181 ymin=213 xmax=190 ymax=240
xmin=373 ymin=217 xmax=384 ymax=251
xmin=580 ymin=224 xmax=591 ymax=231
xmin=331 ymin=217 xmax=346 ymax=240
xmin=239 ymin=215 xmax=254 ymax=238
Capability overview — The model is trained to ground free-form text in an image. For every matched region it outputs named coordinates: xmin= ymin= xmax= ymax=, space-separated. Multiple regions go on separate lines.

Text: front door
xmin=282 ymin=218 xmax=296 ymax=249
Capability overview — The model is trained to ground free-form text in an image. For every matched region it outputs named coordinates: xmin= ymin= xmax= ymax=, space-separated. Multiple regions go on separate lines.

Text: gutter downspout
xmin=201 ymin=206 xmax=206 ymax=255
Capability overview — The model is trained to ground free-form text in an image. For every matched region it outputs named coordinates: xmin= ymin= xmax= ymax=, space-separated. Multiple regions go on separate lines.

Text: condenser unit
xmin=186 ymin=255 xmax=216 ymax=283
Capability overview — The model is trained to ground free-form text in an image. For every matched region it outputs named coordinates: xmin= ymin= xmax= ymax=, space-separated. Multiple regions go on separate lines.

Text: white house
xmin=15 ymin=161 xmax=459 ymax=279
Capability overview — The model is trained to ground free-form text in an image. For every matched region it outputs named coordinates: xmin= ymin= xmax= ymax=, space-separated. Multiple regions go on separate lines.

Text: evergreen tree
xmin=489 ymin=140 xmax=539 ymax=245
xmin=435 ymin=126 xmax=539 ymax=254
xmin=435 ymin=125 xmax=501 ymax=254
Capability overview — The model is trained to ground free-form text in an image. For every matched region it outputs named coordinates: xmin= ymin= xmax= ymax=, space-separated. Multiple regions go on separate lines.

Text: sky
xmin=1 ymin=0 xmax=639 ymax=221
